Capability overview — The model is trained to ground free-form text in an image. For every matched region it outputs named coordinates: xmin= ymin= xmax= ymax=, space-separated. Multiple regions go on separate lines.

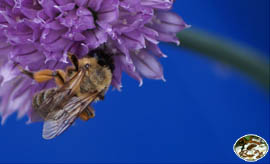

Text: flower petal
xmin=154 ymin=11 xmax=190 ymax=33
xmin=87 ymin=0 xmax=103 ymax=11
xmin=141 ymin=0 xmax=173 ymax=9
xmin=0 ymin=61 xmax=19 ymax=85
xmin=131 ymin=50 xmax=164 ymax=80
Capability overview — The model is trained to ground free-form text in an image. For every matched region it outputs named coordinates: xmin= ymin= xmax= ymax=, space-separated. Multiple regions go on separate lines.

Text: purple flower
xmin=0 ymin=0 xmax=189 ymax=124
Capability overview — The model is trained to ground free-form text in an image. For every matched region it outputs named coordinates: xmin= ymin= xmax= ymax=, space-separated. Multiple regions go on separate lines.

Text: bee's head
xmin=87 ymin=48 xmax=115 ymax=72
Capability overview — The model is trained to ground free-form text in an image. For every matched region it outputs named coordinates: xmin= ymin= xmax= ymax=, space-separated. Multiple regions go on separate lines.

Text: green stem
xmin=176 ymin=29 xmax=269 ymax=91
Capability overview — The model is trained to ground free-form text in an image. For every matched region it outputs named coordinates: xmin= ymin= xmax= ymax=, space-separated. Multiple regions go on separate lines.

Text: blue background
xmin=0 ymin=0 xmax=269 ymax=163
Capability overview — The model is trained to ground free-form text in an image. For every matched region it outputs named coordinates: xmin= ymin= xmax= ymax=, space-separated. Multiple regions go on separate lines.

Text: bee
xmin=20 ymin=48 xmax=114 ymax=140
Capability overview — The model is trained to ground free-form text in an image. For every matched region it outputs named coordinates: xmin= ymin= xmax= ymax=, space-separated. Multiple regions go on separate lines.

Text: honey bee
xmin=20 ymin=48 xmax=114 ymax=140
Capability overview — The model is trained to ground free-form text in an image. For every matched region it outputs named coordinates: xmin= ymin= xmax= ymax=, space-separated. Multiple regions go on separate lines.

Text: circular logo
xmin=233 ymin=134 xmax=269 ymax=162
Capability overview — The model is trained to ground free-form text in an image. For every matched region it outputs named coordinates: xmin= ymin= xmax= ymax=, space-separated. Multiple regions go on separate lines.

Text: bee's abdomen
xmin=32 ymin=88 xmax=56 ymax=112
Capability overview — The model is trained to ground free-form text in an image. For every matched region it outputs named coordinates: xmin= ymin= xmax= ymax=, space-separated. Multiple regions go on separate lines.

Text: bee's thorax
xmin=80 ymin=67 xmax=112 ymax=94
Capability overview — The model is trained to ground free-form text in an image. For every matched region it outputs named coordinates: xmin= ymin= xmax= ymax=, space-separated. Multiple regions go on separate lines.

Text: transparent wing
xmin=37 ymin=90 xmax=70 ymax=118
xmin=42 ymin=93 xmax=99 ymax=140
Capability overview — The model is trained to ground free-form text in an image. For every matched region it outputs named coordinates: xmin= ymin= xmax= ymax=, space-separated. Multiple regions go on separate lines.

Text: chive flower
xmin=0 ymin=0 xmax=189 ymax=124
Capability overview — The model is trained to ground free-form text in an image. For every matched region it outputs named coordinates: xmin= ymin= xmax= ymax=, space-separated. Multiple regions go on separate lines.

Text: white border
xmin=233 ymin=134 xmax=269 ymax=162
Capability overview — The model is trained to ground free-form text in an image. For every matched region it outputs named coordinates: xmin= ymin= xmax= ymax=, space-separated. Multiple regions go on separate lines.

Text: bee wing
xmin=36 ymin=69 xmax=85 ymax=118
xmin=42 ymin=92 xmax=99 ymax=140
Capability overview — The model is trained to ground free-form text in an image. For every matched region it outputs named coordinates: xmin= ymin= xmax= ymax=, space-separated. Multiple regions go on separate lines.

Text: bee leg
xmin=66 ymin=66 xmax=77 ymax=77
xmin=95 ymin=90 xmax=106 ymax=101
xmin=79 ymin=106 xmax=95 ymax=121
xmin=19 ymin=68 xmax=34 ymax=79
xmin=54 ymin=69 xmax=66 ymax=87
xmin=19 ymin=67 xmax=66 ymax=87
xmin=19 ymin=69 xmax=54 ymax=83
xmin=68 ymin=52 xmax=79 ymax=71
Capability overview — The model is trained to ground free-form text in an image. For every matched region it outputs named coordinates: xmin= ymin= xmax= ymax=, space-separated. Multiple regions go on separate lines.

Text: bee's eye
xmin=84 ymin=64 xmax=90 ymax=69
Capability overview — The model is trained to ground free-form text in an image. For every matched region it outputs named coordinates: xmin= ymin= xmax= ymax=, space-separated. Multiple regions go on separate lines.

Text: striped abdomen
xmin=32 ymin=88 xmax=57 ymax=119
